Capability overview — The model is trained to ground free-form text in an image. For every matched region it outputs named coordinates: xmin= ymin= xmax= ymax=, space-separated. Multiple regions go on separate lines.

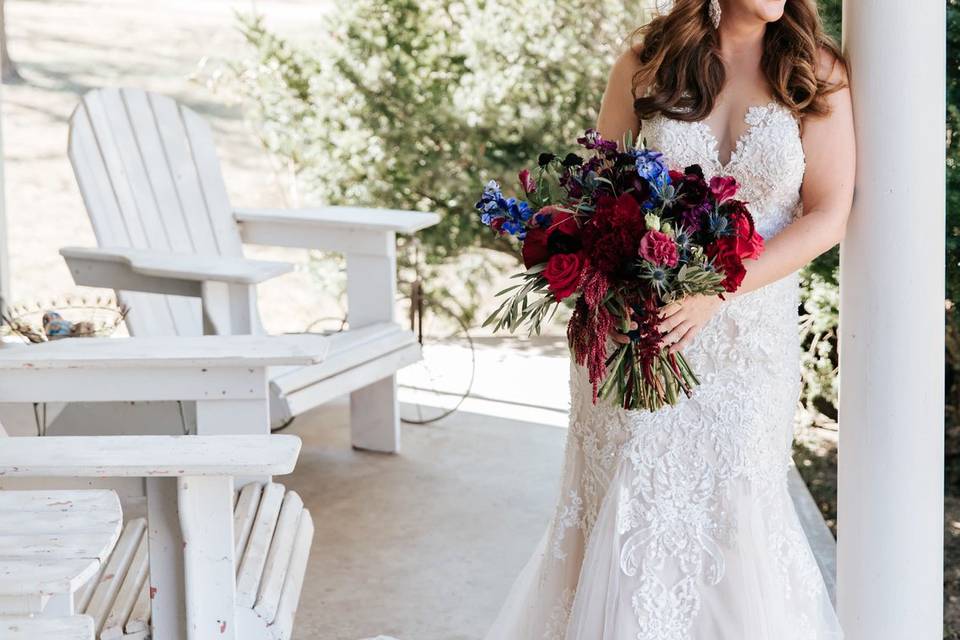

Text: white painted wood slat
xmin=120 ymin=88 xmax=204 ymax=337
xmin=60 ymin=245 xmax=292 ymax=284
xmin=178 ymin=476 xmax=236 ymax=640
xmin=235 ymin=483 xmax=284 ymax=609
xmin=234 ymin=206 xmax=440 ymax=234
xmin=0 ymin=534 xmax=121 ymax=559
xmin=74 ymin=561 xmax=105 ymax=614
xmin=124 ymin=578 xmax=150 ymax=634
xmin=268 ymin=510 xmax=313 ymax=640
xmin=0 ymin=334 xmax=327 ymax=370
xmin=179 ymin=105 xmax=244 ymax=257
xmin=0 ymin=490 xmax=121 ymax=598
xmin=233 ymin=483 xmax=262 ymax=562
xmin=0 ymin=615 xmax=94 ymax=639
xmin=0 ymin=559 xmax=104 ymax=597
xmin=253 ymin=490 xmax=304 ymax=622
xmin=145 ymin=91 xmax=221 ymax=257
xmin=84 ymin=518 xmax=145 ymax=634
xmin=0 ymin=509 xmax=123 ymax=534
xmin=100 ymin=530 xmax=149 ymax=639
xmin=96 ymin=88 xmax=172 ymax=254
xmin=0 ymin=435 xmax=302 ymax=478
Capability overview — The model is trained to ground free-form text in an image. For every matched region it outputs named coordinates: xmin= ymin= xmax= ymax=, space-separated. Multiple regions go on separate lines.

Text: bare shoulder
xmin=816 ymin=45 xmax=849 ymax=85
xmin=597 ymin=45 xmax=644 ymax=141
xmin=610 ymin=45 xmax=644 ymax=88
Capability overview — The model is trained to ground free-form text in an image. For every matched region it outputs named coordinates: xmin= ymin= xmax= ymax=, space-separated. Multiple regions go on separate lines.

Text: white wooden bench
xmin=0 ymin=335 xmax=325 ymax=639
xmin=0 ymin=434 xmax=306 ymax=640
xmin=0 ymin=489 xmax=122 ymax=640
xmin=63 ymin=87 xmax=440 ymax=453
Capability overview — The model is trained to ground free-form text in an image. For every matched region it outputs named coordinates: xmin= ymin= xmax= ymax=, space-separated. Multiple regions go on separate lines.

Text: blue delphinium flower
xmin=475 ymin=180 xmax=533 ymax=239
xmin=634 ymin=149 xmax=669 ymax=186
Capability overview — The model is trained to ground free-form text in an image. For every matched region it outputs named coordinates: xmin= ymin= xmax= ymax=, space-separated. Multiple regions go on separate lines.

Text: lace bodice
xmin=642 ymin=101 xmax=806 ymax=238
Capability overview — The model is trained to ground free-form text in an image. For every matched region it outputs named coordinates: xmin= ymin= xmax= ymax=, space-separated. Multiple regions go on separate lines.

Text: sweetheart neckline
xmin=649 ymin=101 xmax=788 ymax=174
xmin=695 ymin=101 xmax=782 ymax=171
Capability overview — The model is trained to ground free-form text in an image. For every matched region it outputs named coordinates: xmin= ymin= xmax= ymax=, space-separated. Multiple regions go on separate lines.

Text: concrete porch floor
xmin=282 ymin=400 xmax=566 ymax=640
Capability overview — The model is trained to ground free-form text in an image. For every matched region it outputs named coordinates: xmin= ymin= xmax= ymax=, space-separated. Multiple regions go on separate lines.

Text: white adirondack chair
xmin=62 ymin=86 xmax=440 ymax=452
xmin=0 ymin=432 xmax=308 ymax=640
xmin=0 ymin=488 xmax=120 ymax=640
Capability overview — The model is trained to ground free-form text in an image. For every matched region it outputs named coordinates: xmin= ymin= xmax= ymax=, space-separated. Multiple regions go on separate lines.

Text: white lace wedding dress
xmin=484 ymin=102 xmax=843 ymax=640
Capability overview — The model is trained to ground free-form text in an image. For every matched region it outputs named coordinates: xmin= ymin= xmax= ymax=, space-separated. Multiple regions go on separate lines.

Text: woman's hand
xmin=657 ymin=295 xmax=723 ymax=353
xmin=609 ymin=319 xmax=639 ymax=345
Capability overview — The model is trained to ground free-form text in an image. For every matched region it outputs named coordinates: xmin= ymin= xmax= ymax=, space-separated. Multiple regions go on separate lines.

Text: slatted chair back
xmin=68 ymin=87 xmax=248 ymax=337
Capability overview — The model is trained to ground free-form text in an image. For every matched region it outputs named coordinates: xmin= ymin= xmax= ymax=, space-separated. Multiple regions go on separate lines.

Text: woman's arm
xmin=659 ymin=54 xmax=855 ymax=351
xmin=596 ymin=50 xmax=642 ymax=143
xmin=728 ymin=60 xmax=855 ymax=299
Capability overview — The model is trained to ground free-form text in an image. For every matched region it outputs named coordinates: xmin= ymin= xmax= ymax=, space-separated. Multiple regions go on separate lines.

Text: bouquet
xmin=476 ymin=130 xmax=764 ymax=412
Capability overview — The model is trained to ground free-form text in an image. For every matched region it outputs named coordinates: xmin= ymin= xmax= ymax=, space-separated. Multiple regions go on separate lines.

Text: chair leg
xmin=178 ymin=476 xmax=237 ymax=640
xmin=349 ymin=375 xmax=400 ymax=453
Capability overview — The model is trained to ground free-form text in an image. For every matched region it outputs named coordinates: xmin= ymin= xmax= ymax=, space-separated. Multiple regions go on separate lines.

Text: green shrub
xmin=230 ymin=1 xmax=639 ymax=263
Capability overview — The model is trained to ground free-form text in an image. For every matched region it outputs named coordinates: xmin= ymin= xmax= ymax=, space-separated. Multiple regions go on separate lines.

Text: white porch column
xmin=838 ymin=1 xmax=945 ymax=638
xmin=0 ymin=79 xmax=9 ymax=307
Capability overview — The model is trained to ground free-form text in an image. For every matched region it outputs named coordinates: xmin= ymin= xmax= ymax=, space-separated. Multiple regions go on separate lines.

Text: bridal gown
xmin=484 ymin=102 xmax=843 ymax=640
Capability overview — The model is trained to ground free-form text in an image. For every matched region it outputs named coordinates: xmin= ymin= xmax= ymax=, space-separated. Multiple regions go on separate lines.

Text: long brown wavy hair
xmin=631 ymin=0 xmax=846 ymax=122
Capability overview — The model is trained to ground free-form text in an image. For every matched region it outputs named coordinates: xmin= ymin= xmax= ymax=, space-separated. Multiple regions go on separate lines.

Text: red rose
xmin=522 ymin=226 xmax=549 ymax=268
xmin=721 ymin=200 xmax=764 ymax=260
xmin=639 ymin=229 xmax=679 ymax=267
xmin=707 ymin=238 xmax=747 ymax=292
xmin=546 ymin=208 xmax=580 ymax=236
xmin=729 ymin=209 xmax=764 ymax=260
xmin=709 ymin=175 xmax=739 ymax=203
xmin=544 ymin=253 xmax=584 ymax=300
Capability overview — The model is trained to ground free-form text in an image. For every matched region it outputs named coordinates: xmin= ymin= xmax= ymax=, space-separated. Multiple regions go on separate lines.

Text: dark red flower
xmin=546 ymin=207 xmax=580 ymax=237
xmin=522 ymin=226 xmax=549 ymax=268
xmin=709 ymin=175 xmax=739 ymax=203
xmin=721 ymin=200 xmax=764 ymax=260
xmin=675 ymin=165 xmax=709 ymax=207
xmin=582 ymin=194 xmax=647 ymax=277
xmin=544 ymin=253 xmax=585 ymax=300
xmin=707 ymin=238 xmax=748 ymax=292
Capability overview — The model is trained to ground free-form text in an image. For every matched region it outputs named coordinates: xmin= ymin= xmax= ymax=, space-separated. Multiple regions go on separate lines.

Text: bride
xmin=484 ymin=0 xmax=854 ymax=638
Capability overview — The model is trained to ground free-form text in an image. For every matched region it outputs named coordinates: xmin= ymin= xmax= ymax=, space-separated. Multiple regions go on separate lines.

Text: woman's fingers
xmin=669 ymin=325 xmax=698 ymax=353
xmin=658 ymin=311 xmax=686 ymax=334
xmin=608 ymin=320 xmax=639 ymax=345
xmin=661 ymin=320 xmax=692 ymax=347
xmin=658 ymin=302 xmax=682 ymax=319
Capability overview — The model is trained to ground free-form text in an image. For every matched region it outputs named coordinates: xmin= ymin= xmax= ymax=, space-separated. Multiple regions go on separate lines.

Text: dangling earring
xmin=709 ymin=0 xmax=722 ymax=28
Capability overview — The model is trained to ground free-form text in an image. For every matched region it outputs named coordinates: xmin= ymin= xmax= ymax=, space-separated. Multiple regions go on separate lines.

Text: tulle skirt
xmin=484 ymin=354 xmax=843 ymax=640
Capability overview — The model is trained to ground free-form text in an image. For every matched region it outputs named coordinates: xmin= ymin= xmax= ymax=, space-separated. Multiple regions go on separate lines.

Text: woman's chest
xmin=641 ymin=102 xmax=806 ymax=237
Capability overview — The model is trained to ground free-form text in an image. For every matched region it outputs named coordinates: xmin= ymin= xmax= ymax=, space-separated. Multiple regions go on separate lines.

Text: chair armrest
xmin=61 ymin=246 xmax=292 ymax=297
xmin=234 ymin=206 xmax=440 ymax=255
xmin=0 ymin=435 xmax=301 ymax=477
